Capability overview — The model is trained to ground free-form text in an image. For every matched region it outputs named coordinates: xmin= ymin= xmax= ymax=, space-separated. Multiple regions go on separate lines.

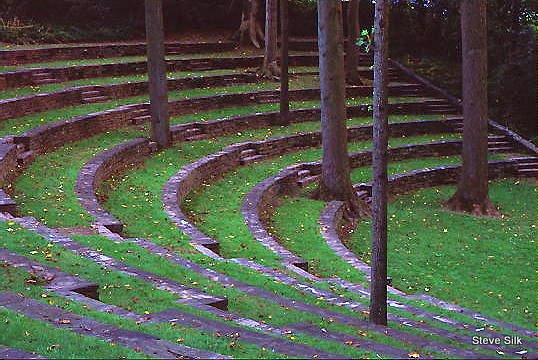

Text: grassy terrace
xmin=0 ymin=49 xmax=323 ymax=73
xmin=0 ymin=223 xmax=293 ymax=359
xmin=1 ymin=221 xmax=437 ymax=359
xmin=0 ymin=77 xmax=332 ymax=136
xmin=185 ymin=135 xmax=463 ymax=269
xmin=11 ymin=107 xmax=489 ymax=353
xmin=0 ymin=49 xmax=270 ymax=72
xmin=2 ymin=43 xmax=533 ymax=359
xmin=0 ymin=66 xmax=321 ymax=100
xmin=13 ymin=96 xmax=436 ymax=227
xmin=348 ymin=179 xmax=535 ymax=328
xmin=270 ymin=151 xmax=509 ymax=280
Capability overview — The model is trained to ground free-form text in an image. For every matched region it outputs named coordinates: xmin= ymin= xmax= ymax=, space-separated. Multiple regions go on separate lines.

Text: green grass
xmin=348 ymin=179 xmax=535 ymax=328
xmin=0 ymin=223 xmax=293 ymax=359
xmin=0 ymin=69 xmax=249 ymax=100
xmin=14 ymin=128 xmax=144 ymax=227
xmin=0 ymin=66 xmax=322 ymax=101
xmin=0 ymin=81 xmax=286 ymax=136
xmin=0 ymin=49 xmax=320 ymax=73
xmin=187 ymin=134 xmax=462 ymax=269
xmin=1 ymin=309 xmax=148 ymax=359
xmin=0 ymin=222 xmax=386 ymax=359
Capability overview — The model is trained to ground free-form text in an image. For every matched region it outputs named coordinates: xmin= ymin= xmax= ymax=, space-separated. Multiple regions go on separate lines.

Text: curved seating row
xmin=0 ymin=53 xmax=331 ymax=90
xmin=242 ymin=139 xmax=469 ymax=270
xmin=0 ymin=212 xmax=474 ymax=359
xmin=161 ymin=118 xmax=461 ymax=255
xmin=0 ymin=38 xmax=325 ymax=66
xmin=0 ymin=72 xmax=417 ymax=122
xmin=0 ymin=41 xmax=236 ymax=66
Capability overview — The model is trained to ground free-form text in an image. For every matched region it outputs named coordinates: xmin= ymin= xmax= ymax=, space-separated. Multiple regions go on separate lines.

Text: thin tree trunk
xmin=233 ymin=0 xmax=264 ymax=48
xmin=369 ymin=0 xmax=389 ymax=326
xmin=346 ymin=0 xmax=363 ymax=85
xmin=260 ymin=0 xmax=280 ymax=78
xmin=145 ymin=0 xmax=170 ymax=148
xmin=446 ymin=0 xmax=497 ymax=216
xmin=279 ymin=0 xmax=290 ymax=124
xmin=314 ymin=0 xmax=366 ymax=217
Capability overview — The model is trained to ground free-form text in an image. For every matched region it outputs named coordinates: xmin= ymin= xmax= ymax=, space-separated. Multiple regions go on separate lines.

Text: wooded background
xmin=0 ymin=0 xmax=535 ymax=139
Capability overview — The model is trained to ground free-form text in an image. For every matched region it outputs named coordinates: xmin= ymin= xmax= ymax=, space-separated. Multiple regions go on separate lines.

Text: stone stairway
xmin=32 ymin=71 xmax=58 ymax=85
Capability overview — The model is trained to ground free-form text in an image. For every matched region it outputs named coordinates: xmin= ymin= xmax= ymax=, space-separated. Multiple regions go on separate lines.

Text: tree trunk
xmin=233 ymin=0 xmax=264 ymax=48
xmin=369 ymin=0 xmax=389 ymax=327
xmin=260 ymin=0 xmax=280 ymax=78
xmin=445 ymin=0 xmax=498 ymax=217
xmin=314 ymin=0 xmax=367 ymax=217
xmin=145 ymin=0 xmax=170 ymax=148
xmin=279 ymin=0 xmax=290 ymax=124
xmin=345 ymin=0 xmax=363 ymax=85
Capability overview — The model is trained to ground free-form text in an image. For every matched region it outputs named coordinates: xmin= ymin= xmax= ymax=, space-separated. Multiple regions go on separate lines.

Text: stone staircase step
xmin=0 ymin=190 xmax=16 ymax=215
xmin=82 ymin=96 xmax=109 ymax=103
xmin=184 ymin=128 xmax=202 ymax=136
xmin=297 ymin=175 xmax=319 ymax=187
xmin=16 ymin=150 xmax=35 ymax=166
xmin=80 ymin=90 xmax=102 ymax=97
xmin=240 ymin=155 xmax=264 ymax=165
xmin=32 ymin=72 xmax=52 ymax=79
xmin=518 ymin=168 xmax=538 ymax=177
xmin=517 ymin=162 xmax=538 ymax=170
xmin=488 ymin=141 xmax=512 ymax=147
xmin=0 ymin=293 xmax=227 ymax=359
xmin=488 ymin=146 xmax=513 ymax=152
xmin=34 ymin=79 xmax=57 ymax=85
xmin=132 ymin=115 xmax=152 ymax=125
xmin=240 ymin=149 xmax=257 ymax=158
xmin=131 ymin=108 xmax=150 ymax=116
xmin=184 ymin=134 xmax=207 ymax=142
xmin=297 ymin=169 xmax=311 ymax=177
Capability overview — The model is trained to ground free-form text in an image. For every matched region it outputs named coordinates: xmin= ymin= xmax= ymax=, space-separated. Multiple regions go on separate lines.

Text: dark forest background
xmin=0 ymin=0 xmax=535 ymax=139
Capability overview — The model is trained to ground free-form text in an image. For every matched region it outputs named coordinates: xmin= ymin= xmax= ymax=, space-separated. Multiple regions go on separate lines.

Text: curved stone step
xmin=0 ymin=292 xmax=228 ymax=359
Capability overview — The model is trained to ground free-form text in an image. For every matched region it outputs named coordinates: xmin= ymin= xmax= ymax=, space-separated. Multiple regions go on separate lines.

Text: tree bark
xmin=233 ymin=0 xmax=265 ymax=48
xmin=345 ymin=0 xmax=363 ymax=85
xmin=445 ymin=0 xmax=498 ymax=217
xmin=314 ymin=0 xmax=366 ymax=218
xmin=260 ymin=0 xmax=280 ymax=78
xmin=369 ymin=0 xmax=389 ymax=326
xmin=145 ymin=0 xmax=170 ymax=148
xmin=279 ymin=0 xmax=290 ymax=124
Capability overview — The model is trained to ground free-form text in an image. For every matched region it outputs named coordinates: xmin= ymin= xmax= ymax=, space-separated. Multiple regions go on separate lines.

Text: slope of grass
xmin=348 ymin=179 xmax=535 ymax=328
xmin=14 ymin=128 xmax=143 ymax=227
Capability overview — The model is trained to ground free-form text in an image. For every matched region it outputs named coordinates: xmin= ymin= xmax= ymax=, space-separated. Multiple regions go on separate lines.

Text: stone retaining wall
xmin=0 ymin=41 xmax=237 ymax=66
xmin=355 ymin=160 xmax=519 ymax=197
xmin=0 ymin=73 xmax=260 ymax=121
xmin=163 ymin=119 xmax=459 ymax=255
xmin=0 ymin=54 xmax=321 ymax=90
xmin=76 ymin=138 xmax=157 ymax=234
xmin=0 ymin=39 xmax=333 ymax=66
xmin=241 ymin=140 xmax=466 ymax=271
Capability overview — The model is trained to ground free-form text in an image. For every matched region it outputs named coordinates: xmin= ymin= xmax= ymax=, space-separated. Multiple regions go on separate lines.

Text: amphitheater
xmin=0 ymin=39 xmax=535 ymax=359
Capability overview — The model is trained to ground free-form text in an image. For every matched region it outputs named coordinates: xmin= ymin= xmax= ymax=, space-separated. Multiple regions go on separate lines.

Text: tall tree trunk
xmin=446 ymin=0 xmax=497 ymax=217
xmin=233 ymin=0 xmax=264 ymax=48
xmin=345 ymin=0 xmax=363 ymax=85
xmin=369 ymin=0 xmax=389 ymax=326
xmin=260 ymin=0 xmax=280 ymax=78
xmin=145 ymin=0 xmax=170 ymax=148
xmin=315 ymin=0 xmax=366 ymax=218
xmin=279 ymin=0 xmax=290 ymax=124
